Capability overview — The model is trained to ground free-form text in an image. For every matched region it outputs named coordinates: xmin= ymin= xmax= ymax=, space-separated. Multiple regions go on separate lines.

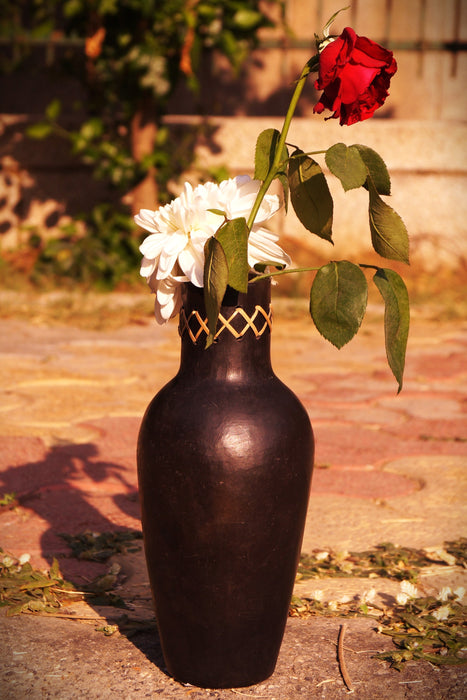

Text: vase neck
xmin=177 ymin=279 xmax=273 ymax=381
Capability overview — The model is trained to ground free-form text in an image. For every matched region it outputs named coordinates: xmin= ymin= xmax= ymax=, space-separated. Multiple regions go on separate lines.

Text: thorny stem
xmin=250 ymin=265 xmax=321 ymax=283
xmin=250 ymin=262 xmax=385 ymax=284
xmin=246 ymin=56 xmax=319 ymax=232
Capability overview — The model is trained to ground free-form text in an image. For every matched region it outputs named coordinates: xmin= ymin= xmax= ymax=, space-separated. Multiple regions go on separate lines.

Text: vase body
xmin=137 ymin=278 xmax=314 ymax=688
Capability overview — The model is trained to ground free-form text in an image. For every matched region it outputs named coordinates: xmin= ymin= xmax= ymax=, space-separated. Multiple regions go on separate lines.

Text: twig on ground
xmin=337 ymin=623 xmax=354 ymax=693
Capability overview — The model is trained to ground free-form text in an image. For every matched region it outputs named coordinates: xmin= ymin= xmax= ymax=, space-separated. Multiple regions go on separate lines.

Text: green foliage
xmin=2 ymin=0 xmax=275 ymax=197
xmin=325 ymin=143 xmax=368 ymax=191
xmin=0 ymin=549 xmax=80 ymax=616
xmin=373 ymin=268 xmax=410 ymax=392
xmin=376 ymin=595 xmax=467 ymax=670
xmin=310 ymin=261 xmax=368 ymax=349
xmin=32 ymin=205 xmax=142 ymax=289
xmin=368 ymin=179 xmax=410 ymax=264
xmin=247 ymin=115 xmax=411 ymax=389
xmin=288 ymin=149 xmax=333 ymax=242
xmin=354 ymin=144 xmax=392 ymax=196
xmin=293 ymin=540 xmax=467 ymax=670
xmin=297 ymin=541 xmax=466 ymax=582
xmin=60 ymin=530 xmax=143 ymax=562
xmin=203 ymin=236 xmax=229 ymax=348
xmin=254 ymin=128 xmax=289 ymax=210
xmin=216 ymin=217 xmax=250 ymax=293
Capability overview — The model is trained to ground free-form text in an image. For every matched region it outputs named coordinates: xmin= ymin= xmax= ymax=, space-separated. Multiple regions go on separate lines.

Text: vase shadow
xmin=0 ymin=430 xmax=198 ymax=679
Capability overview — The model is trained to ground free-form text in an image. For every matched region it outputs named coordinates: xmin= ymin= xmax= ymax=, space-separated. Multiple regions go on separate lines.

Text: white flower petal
xmin=248 ymin=228 xmax=291 ymax=268
xmin=139 ymin=233 xmax=167 ymax=258
xmin=433 ymin=605 xmax=451 ymax=621
xmin=156 ymin=233 xmax=188 ymax=279
xmin=400 ymin=581 xmax=418 ymax=599
xmin=438 ymin=587 xmax=452 ymax=602
xmin=140 ymin=256 xmax=157 ymax=279
xmin=396 ymin=592 xmax=410 ymax=606
xmin=179 ymin=244 xmax=205 ymax=287
xmin=151 ymin=274 xmax=186 ymax=324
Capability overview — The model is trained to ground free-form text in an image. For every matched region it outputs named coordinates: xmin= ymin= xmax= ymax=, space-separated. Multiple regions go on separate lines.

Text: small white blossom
xmin=396 ymin=592 xmax=410 ymax=606
xmin=396 ymin=581 xmax=419 ymax=606
xmin=18 ymin=553 xmax=31 ymax=565
xmin=311 ymin=589 xmax=324 ymax=602
xmin=328 ymin=600 xmax=338 ymax=611
xmin=438 ymin=587 xmax=452 ymax=602
xmin=400 ymin=580 xmax=419 ymax=598
xmin=315 ymin=551 xmax=329 ymax=562
xmin=1 ymin=555 xmax=14 ymax=568
xmin=360 ymin=587 xmax=377 ymax=605
xmin=339 ymin=594 xmax=352 ymax=604
xmin=454 ymin=587 xmax=465 ymax=602
xmin=433 ymin=605 xmax=451 ymax=621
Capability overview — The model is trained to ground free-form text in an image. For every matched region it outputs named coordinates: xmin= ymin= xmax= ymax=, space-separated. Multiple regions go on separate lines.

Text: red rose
xmin=313 ymin=27 xmax=397 ymax=126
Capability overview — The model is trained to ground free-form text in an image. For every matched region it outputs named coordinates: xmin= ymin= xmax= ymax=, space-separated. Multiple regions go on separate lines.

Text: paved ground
xmin=0 ymin=293 xmax=466 ymax=698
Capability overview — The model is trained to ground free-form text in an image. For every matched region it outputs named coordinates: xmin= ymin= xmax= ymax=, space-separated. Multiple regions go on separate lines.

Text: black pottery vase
xmin=137 ymin=277 xmax=314 ymax=688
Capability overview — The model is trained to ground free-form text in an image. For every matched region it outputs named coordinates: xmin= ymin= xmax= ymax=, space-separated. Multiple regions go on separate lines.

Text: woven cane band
xmin=179 ymin=305 xmax=273 ymax=343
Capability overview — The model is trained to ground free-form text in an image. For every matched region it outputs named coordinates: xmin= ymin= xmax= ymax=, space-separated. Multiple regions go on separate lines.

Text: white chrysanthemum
xmin=137 ymin=181 xmax=220 ymax=288
xmin=136 ymin=176 xmax=290 ymax=320
xmin=147 ymin=272 xmax=188 ymax=325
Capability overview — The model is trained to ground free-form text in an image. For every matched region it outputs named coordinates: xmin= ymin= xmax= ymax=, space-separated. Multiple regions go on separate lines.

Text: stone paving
xmin=0 ymin=296 xmax=466 ymax=698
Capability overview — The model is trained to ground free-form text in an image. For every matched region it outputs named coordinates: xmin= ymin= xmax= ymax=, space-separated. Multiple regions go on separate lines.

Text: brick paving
xmin=0 ymin=302 xmax=465 ymax=698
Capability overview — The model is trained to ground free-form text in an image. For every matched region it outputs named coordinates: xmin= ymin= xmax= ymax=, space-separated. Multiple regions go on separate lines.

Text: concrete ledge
xmin=164 ymin=117 xmax=467 ymax=268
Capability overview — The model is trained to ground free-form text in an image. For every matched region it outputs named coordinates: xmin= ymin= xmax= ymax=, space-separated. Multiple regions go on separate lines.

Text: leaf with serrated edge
xmin=368 ymin=179 xmax=409 ymax=264
xmin=325 ymin=143 xmax=367 ymax=191
xmin=354 ymin=144 xmax=391 ymax=195
xmin=289 ymin=150 xmax=333 ymax=241
xmin=373 ymin=268 xmax=410 ymax=392
xmin=203 ymin=237 xmax=229 ymax=348
xmin=216 ymin=218 xmax=249 ymax=293
xmin=254 ymin=128 xmax=289 ymax=210
xmin=310 ymin=261 xmax=368 ymax=348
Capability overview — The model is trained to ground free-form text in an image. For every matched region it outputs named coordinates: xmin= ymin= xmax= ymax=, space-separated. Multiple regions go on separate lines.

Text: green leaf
xmin=216 ymin=217 xmax=249 ymax=293
xmin=254 ymin=128 xmax=289 ymax=210
xmin=26 ymin=122 xmax=53 ymax=140
xmin=373 ymin=268 xmax=410 ymax=392
xmin=233 ymin=9 xmax=263 ymax=30
xmin=353 ymin=144 xmax=391 ymax=195
xmin=325 ymin=143 xmax=368 ymax=191
xmin=368 ymin=179 xmax=410 ymax=264
xmin=322 ymin=6 xmax=351 ymax=36
xmin=45 ymin=98 xmax=62 ymax=121
xmin=310 ymin=261 xmax=368 ymax=348
xmin=288 ymin=149 xmax=333 ymax=242
xmin=203 ymin=237 xmax=229 ymax=348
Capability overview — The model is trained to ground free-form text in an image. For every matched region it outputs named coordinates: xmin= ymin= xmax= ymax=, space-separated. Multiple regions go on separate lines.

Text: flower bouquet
xmin=135 ymin=10 xmax=411 ymax=688
xmin=136 ymin=8 xmax=409 ymax=391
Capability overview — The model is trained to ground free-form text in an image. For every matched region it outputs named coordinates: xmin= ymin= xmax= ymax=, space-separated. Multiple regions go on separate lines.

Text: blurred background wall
xmin=0 ymin=0 xmax=466 ymax=284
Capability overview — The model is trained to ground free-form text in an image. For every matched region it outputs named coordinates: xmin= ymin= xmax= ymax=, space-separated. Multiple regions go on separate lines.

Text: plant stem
xmin=250 ymin=265 xmax=321 ymax=283
xmin=246 ymin=56 xmax=319 ymax=231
